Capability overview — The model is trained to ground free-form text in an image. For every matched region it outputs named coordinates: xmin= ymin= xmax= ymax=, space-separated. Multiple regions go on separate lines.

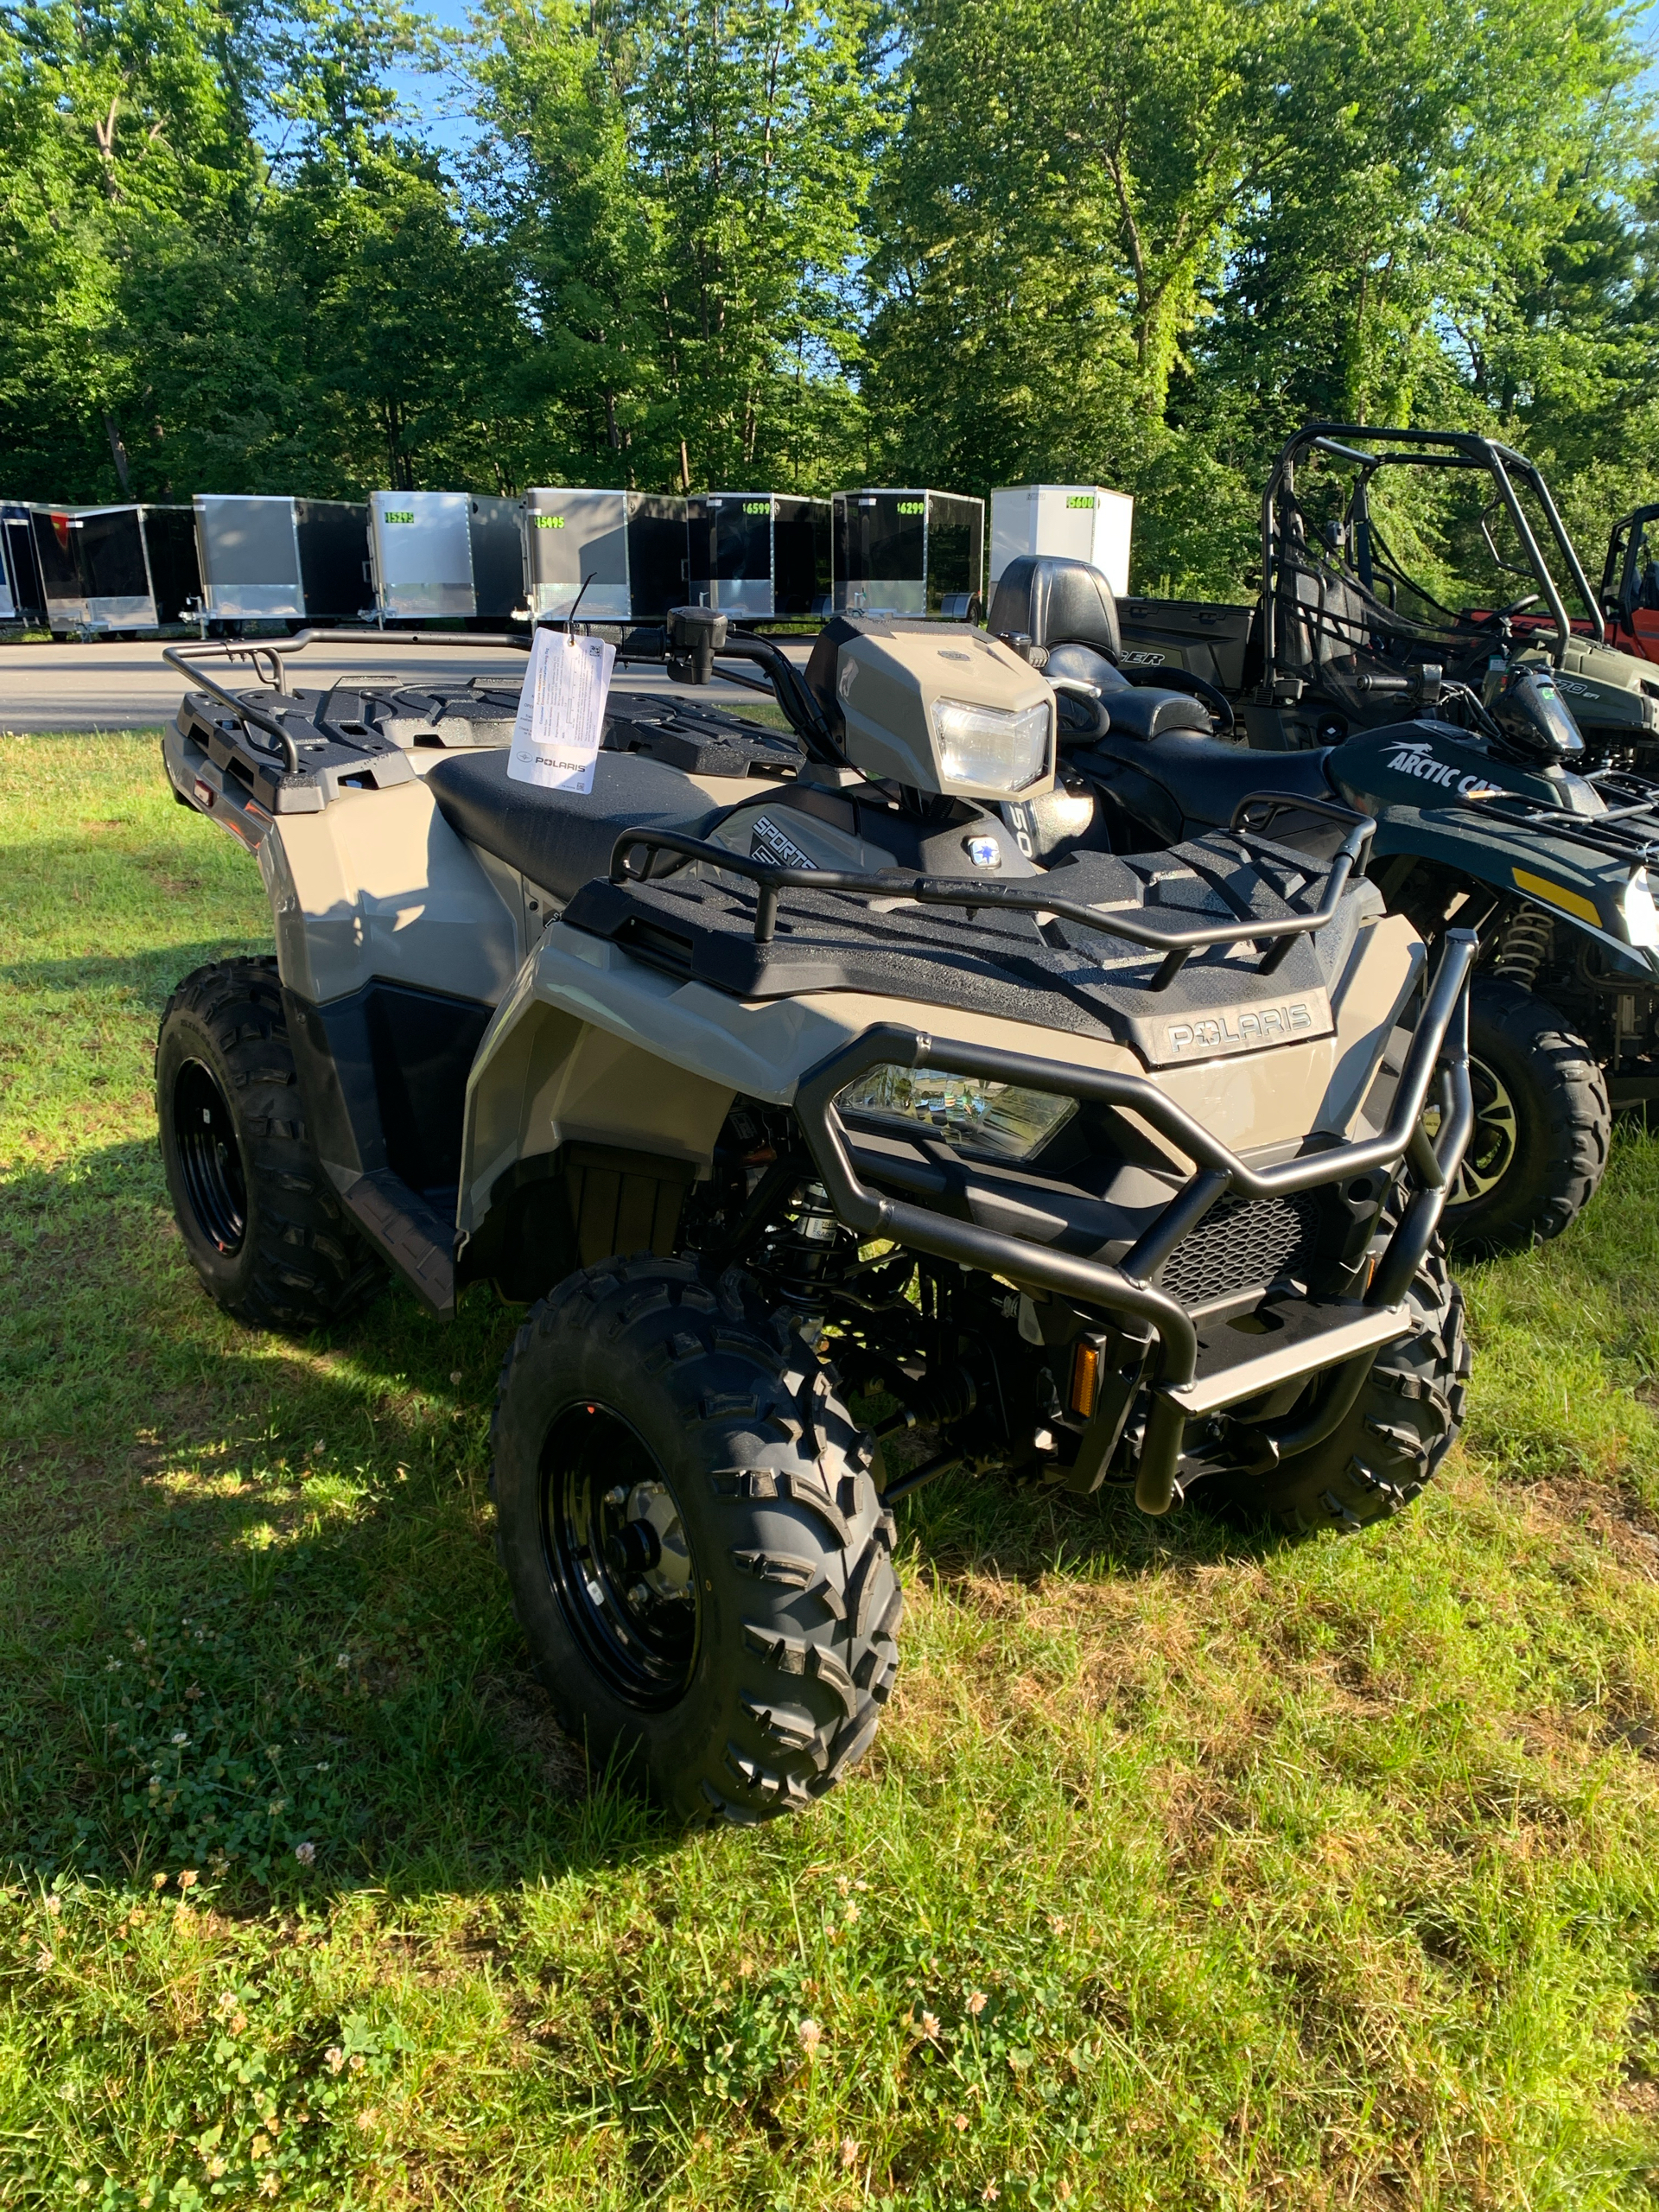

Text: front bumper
xmin=795 ymin=929 xmax=1477 ymax=1513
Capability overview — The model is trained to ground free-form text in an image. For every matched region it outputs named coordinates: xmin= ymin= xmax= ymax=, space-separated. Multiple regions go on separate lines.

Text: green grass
xmin=3 ymin=730 xmax=1659 ymax=2209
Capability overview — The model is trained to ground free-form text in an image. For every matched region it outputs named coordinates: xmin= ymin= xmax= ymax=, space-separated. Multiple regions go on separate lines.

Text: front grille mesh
xmin=1160 ymin=1190 xmax=1325 ymax=1305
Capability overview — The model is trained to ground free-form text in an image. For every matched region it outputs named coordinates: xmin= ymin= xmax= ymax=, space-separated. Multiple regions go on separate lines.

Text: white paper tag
xmin=507 ymin=627 xmax=617 ymax=794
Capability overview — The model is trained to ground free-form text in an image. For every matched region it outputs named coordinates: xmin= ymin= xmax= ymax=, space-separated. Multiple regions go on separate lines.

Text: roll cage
xmin=1260 ymin=423 xmax=1605 ymax=709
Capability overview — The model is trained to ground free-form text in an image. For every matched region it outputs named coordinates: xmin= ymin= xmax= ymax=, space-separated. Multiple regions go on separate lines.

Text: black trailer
xmin=469 ymin=495 xmax=526 ymax=620
xmin=0 ymin=502 xmax=45 ymax=626
xmin=29 ymin=505 xmax=162 ymax=634
xmin=521 ymin=489 xmax=688 ymax=621
xmin=194 ymin=496 xmax=371 ymax=626
xmin=831 ymin=489 xmax=984 ymax=618
xmin=686 ymin=493 xmax=831 ymax=619
xmin=141 ymin=506 xmax=203 ymax=625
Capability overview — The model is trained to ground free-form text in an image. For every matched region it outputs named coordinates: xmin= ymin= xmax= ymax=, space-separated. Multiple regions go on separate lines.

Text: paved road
xmin=0 ymin=633 xmax=797 ymax=733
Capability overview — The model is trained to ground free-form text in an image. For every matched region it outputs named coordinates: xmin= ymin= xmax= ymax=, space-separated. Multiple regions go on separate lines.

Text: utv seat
xmin=424 ymin=747 xmax=720 ymax=902
xmin=988 ymin=554 xmax=1218 ymax=738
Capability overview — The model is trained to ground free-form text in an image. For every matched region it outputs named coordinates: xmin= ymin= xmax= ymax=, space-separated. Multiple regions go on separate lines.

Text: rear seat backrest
xmin=987 ymin=555 xmax=1123 ymax=659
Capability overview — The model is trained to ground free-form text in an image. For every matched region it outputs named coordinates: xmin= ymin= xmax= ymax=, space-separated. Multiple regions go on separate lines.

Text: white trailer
xmin=989 ymin=485 xmax=1134 ymax=597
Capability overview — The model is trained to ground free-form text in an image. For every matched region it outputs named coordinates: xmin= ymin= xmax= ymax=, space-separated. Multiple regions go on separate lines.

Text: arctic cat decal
xmin=750 ymin=815 xmax=817 ymax=871
xmin=1382 ymin=739 xmax=1503 ymax=798
xmin=1164 ymin=1002 xmax=1315 ymax=1056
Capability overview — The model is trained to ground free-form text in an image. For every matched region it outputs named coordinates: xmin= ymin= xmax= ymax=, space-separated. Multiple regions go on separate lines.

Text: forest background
xmin=3 ymin=0 xmax=1656 ymax=600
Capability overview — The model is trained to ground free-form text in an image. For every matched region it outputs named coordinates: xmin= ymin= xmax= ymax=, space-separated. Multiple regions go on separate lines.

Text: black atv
xmin=988 ymin=552 xmax=1659 ymax=1254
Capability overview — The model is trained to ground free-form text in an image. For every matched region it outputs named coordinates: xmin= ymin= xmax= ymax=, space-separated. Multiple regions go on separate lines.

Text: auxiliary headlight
xmin=1621 ymin=866 xmax=1659 ymax=950
xmin=837 ymin=1065 xmax=1077 ymax=1160
xmin=929 ymin=697 xmax=1051 ymax=793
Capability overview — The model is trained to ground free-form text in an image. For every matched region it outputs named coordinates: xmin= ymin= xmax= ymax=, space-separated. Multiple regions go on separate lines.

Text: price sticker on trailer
xmin=507 ymin=626 xmax=616 ymax=794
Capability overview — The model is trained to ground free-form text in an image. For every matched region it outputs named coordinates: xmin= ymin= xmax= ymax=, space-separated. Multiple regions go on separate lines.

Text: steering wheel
xmin=1476 ymin=591 xmax=1541 ymax=624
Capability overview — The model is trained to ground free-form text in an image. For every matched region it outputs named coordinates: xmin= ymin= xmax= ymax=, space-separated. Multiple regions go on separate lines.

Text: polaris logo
xmin=1165 ymin=1003 xmax=1313 ymax=1055
xmin=750 ymin=815 xmax=816 ymax=871
xmin=1383 ymin=738 xmax=1502 ymax=798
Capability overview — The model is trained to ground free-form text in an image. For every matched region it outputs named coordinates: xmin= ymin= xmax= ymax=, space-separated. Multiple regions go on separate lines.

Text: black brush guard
xmin=606 ymin=822 xmax=1476 ymax=1514
xmin=796 ymin=933 xmax=1474 ymax=1513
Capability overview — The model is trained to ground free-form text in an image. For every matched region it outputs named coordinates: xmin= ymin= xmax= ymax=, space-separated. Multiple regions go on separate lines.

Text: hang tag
xmin=507 ymin=627 xmax=616 ymax=794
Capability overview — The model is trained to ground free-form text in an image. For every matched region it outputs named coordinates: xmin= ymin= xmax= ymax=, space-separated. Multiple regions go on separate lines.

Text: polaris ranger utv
xmin=1116 ymin=423 xmax=1659 ymax=766
xmin=155 ymin=612 xmax=1474 ymax=1821
xmin=997 ymin=550 xmax=1659 ymax=1252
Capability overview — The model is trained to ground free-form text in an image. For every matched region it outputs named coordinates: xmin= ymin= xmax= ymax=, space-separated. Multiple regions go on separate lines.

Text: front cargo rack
xmin=608 ymin=792 xmax=1376 ymax=991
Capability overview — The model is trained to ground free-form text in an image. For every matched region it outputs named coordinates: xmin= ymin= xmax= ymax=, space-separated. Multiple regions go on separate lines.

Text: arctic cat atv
xmin=155 ymin=611 xmax=1474 ymax=1822
xmin=991 ymin=552 xmax=1659 ymax=1253
xmin=1115 ymin=423 xmax=1659 ymax=767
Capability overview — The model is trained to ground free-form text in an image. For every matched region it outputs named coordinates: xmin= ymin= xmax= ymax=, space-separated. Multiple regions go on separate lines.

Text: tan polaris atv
xmin=154 ymin=610 xmax=1476 ymax=1823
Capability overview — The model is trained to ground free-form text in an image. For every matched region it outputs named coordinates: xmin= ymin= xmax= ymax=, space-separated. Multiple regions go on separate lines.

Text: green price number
xmin=533 ymin=515 xmax=566 ymax=529
xmin=382 ymin=511 xmax=415 ymax=524
xmin=896 ymin=500 xmax=925 ymax=515
xmin=1065 ymin=496 xmax=1096 ymax=510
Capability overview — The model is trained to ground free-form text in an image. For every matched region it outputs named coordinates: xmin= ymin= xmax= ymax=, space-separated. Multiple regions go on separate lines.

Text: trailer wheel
xmin=1208 ymin=1240 xmax=1467 ymax=1539
xmin=156 ymin=957 xmax=380 ymax=1332
xmin=492 ymin=1257 xmax=901 ymax=1823
xmin=1440 ymin=978 xmax=1609 ymax=1254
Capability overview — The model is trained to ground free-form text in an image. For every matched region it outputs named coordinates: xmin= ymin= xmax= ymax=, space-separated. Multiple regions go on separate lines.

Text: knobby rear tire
xmin=156 ymin=956 xmax=380 ymax=1332
xmin=491 ymin=1255 xmax=902 ymax=1824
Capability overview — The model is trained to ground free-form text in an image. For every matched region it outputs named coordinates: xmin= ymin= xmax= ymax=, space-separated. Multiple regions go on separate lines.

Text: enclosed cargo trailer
xmin=29 ymin=505 xmax=161 ymax=632
xmin=831 ymin=490 xmax=984 ymax=617
xmin=0 ymin=501 xmax=44 ymax=626
xmin=194 ymin=495 xmax=371 ymax=625
xmin=989 ymin=484 xmax=1134 ymax=596
xmin=520 ymin=489 xmax=688 ymax=620
xmin=365 ymin=490 xmax=529 ymax=623
xmin=686 ymin=493 xmax=830 ymax=618
xmin=141 ymin=505 xmax=203 ymax=624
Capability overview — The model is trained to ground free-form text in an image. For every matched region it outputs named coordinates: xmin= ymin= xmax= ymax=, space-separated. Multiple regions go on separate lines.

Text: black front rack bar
xmin=610 ymin=798 xmax=1376 ymax=994
xmin=791 ymin=927 xmax=1477 ymax=1518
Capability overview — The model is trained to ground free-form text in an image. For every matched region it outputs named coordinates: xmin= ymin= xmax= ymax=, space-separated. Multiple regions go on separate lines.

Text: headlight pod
xmin=929 ymin=696 xmax=1051 ymax=793
xmin=837 ymin=1065 xmax=1077 ymax=1160
xmin=1621 ymin=866 xmax=1659 ymax=950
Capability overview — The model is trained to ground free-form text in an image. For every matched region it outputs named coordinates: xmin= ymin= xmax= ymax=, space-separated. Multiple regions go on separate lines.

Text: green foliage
xmin=3 ymin=0 xmax=1658 ymax=570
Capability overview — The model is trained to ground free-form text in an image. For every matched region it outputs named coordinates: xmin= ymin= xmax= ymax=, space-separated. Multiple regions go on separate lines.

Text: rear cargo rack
xmin=1453 ymin=772 xmax=1659 ymax=867
xmin=610 ymin=794 xmax=1375 ymax=993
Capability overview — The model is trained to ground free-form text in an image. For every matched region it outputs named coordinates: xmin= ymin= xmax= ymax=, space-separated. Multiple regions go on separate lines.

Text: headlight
xmin=837 ymin=1065 xmax=1076 ymax=1160
xmin=1621 ymin=866 xmax=1659 ymax=950
xmin=929 ymin=697 xmax=1051 ymax=792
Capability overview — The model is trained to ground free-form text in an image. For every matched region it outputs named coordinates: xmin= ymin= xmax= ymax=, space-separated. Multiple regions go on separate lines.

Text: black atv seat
xmin=424 ymin=747 xmax=720 ymax=901
xmin=1083 ymin=732 xmax=1338 ymax=832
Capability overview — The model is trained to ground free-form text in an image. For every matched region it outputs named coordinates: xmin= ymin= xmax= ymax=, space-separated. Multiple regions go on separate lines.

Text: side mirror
xmin=667 ymin=604 xmax=727 ymax=685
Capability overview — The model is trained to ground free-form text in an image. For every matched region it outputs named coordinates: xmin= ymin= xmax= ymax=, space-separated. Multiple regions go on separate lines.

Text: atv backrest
xmin=988 ymin=555 xmax=1122 ymax=659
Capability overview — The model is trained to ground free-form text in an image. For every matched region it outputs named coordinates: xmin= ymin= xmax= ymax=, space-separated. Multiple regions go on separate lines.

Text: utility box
xmin=521 ymin=489 xmax=688 ymax=621
xmin=989 ymin=484 xmax=1134 ymax=597
xmin=0 ymin=501 xmax=44 ymax=626
xmin=687 ymin=493 xmax=831 ymax=619
xmin=831 ymin=490 xmax=984 ymax=617
xmin=29 ymin=505 xmax=160 ymax=632
xmin=194 ymin=496 xmax=370 ymax=623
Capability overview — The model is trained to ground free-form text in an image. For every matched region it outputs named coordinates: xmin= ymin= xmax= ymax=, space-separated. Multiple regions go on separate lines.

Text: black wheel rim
xmin=539 ymin=1403 xmax=701 ymax=1707
xmin=1433 ymin=1052 xmax=1519 ymax=1210
xmin=173 ymin=1058 xmax=248 ymax=1255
